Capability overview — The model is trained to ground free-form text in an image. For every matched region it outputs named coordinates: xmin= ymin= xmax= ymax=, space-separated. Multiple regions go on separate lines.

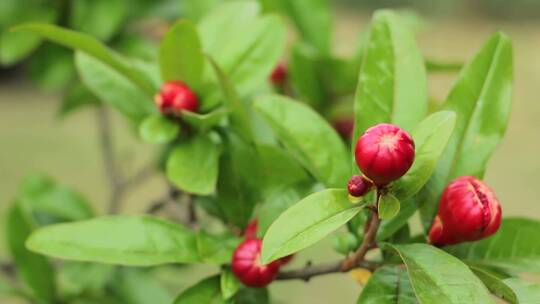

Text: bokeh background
xmin=1 ymin=0 xmax=540 ymax=303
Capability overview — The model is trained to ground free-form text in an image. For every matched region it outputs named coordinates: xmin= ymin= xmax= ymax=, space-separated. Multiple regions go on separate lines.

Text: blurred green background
xmin=1 ymin=0 xmax=540 ymax=303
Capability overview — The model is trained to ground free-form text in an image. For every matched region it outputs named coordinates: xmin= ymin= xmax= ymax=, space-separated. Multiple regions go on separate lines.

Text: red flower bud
xmin=332 ymin=118 xmax=354 ymax=140
xmin=269 ymin=62 xmax=287 ymax=86
xmin=154 ymin=81 xmax=198 ymax=116
xmin=244 ymin=219 xmax=258 ymax=240
xmin=347 ymin=175 xmax=373 ymax=197
xmin=354 ymin=123 xmax=415 ymax=186
xmin=231 ymin=239 xmax=280 ymax=287
xmin=429 ymin=176 xmax=502 ymax=246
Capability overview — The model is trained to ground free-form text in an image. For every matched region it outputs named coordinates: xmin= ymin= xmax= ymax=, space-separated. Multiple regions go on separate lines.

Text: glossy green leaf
xmin=418 ymin=32 xmax=513 ymax=228
xmin=357 ymin=266 xmax=417 ymax=304
xmin=378 ymin=193 xmax=400 ymax=220
xmin=385 ymin=243 xmax=494 ymax=304
xmin=69 ymin=0 xmax=126 ymax=41
xmin=353 ymin=10 xmax=427 ymax=140
xmin=13 ymin=23 xmax=156 ymax=94
xmin=159 ymin=21 xmax=204 ymax=89
xmin=111 ymin=268 xmax=172 ymax=304
xmin=76 ymin=52 xmax=155 ymax=122
xmin=446 ymin=218 xmax=540 ymax=273
xmin=469 ymin=265 xmax=517 ymax=303
xmin=166 ymin=134 xmax=220 ymax=195
xmin=254 ymin=95 xmax=350 ymax=187
xmin=261 ymin=189 xmax=365 ymax=264
xmin=7 ymin=204 xmax=56 ymax=302
xmin=26 ymin=215 xmax=200 ymax=266
xmin=181 ymin=108 xmax=228 ymax=132
xmin=173 ymin=276 xmax=227 ymax=304
xmin=220 ymin=269 xmax=241 ymax=300
xmin=17 ymin=174 xmax=94 ymax=223
xmin=139 ymin=115 xmax=180 ymax=144
xmin=391 ymin=111 xmax=456 ymax=200
xmin=504 ymin=279 xmax=540 ymax=304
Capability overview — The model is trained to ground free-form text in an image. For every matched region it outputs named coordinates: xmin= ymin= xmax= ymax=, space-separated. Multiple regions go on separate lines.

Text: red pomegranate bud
xmin=429 ymin=176 xmax=502 ymax=246
xmin=332 ymin=118 xmax=354 ymax=140
xmin=269 ymin=62 xmax=287 ymax=86
xmin=154 ymin=81 xmax=198 ymax=116
xmin=354 ymin=123 xmax=415 ymax=186
xmin=231 ymin=239 xmax=281 ymax=287
xmin=347 ymin=175 xmax=373 ymax=197
xmin=244 ymin=219 xmax=258 ymax=240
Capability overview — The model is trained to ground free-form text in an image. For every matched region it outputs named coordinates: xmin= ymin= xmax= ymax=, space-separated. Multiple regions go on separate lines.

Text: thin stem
xmin=276 ymin=260 xmax=379 ymax=282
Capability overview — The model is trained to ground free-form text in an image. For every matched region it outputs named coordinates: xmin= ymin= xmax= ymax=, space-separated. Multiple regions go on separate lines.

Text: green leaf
xmin=378 ymin=193 xmax=400 ymax=220
xmin=111 ymin=268 xmax=172 ymax=304
xmin=59 ymin=83 xmax=100 ymax=117
xmin=173 ymin=276 xmax=227 ymax=304
xmin=0 ymin=3 xmax=58 ymax=65
xmin=69 ymin=0 xmax=126 ymax=41
xmin=353 ymin=10 xmax=427 ymax=140
xmin=254 ymin=95 xmax=350 ymax=187
xmin=385 ymin=243 xmax=494 ymax=304
xmin=418 ymin=32 xmax=512 ymax=228
xmin=376 ymin=200 xmax=417 ymax=241
xmin=235 ymin=287 xmax=269 ymax=304
xmin=469 ymin=265 xmax=517 ymax=303
xmin=28 ymin=43 xmax=76 ymax=90
xmin=181 ymin=108 xmax=228 ymax=132
xmin=261 ymin=189 xmax=365 ymax=264
xmin=357 ymin=265 xmax=417 ymax=304
xmin=180 ymin=0 xmax=219 ymax=22
xmin=139 ymin=115 xmax=180 ymax=144
xmin=391 ymin=111 xmax=456 ymax=201
xmin=17 ymin=174 xmax=94 ymax=223
xmin=220 ymin=269 xmax=241 ymax=300
xmin=159 ymin=20 xmax=204 ymax=89
xmin=504 ymin=278 xmax=540 ymax=304
xmin=26 ymin=215 xmax=200 ymax=266
xmin=59 ymin=262 xmax=114 ymax=296
xmin=76 ymin=52 xmax=155 ymax=122
xmin=446 ymin=218 xmax=540 ymax=273
xmin=13 ymin=23 xmax=156 ymax=94
xmin=289 ymin=43 xmax=326 ymax=109
xmin=196 ymin=231 xmax=240 ymax=264
xmin=7 ymin=204 xmax=56 ymax=302
xmin=166 ymin=134 xmax=220 ymax=195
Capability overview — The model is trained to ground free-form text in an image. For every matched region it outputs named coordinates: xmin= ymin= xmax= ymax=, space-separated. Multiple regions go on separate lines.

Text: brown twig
xmin=341 ymin=207 xmax=381 ymax=271
xmin=276 ymin=260 xmax=379 ymax=282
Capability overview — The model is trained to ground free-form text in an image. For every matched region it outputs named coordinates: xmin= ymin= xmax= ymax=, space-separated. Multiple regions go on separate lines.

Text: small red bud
xmin=231 ymin=239 xmax=280 ymax=287
xmin=154 ymin=81 xmax=198 ymax=116
xmin=332 ymin=118 xmax=354 ymax=140
xmin=354 ymin=123 xmax=415 ymax=186
xmin=429 ymin=176 xmax=502 ymax=246
xmin=347 ymin=175 xmax=373 ymax=197
xmin=244 ymin=219 xmax=258 ymax=240
xmin=269 ymin=62 xmax=287 ymax=86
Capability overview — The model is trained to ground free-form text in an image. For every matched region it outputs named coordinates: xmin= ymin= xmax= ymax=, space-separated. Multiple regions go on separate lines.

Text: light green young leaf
xmin=376 ymin=200 xmax=417 ymax=241
xmin=469 ymin=265 xmax=517 ymax=304
xmin=385 ymin=243 xmax=494 ymax=304
xmin=378 ymin=193 xmax=400 ymax=220
xmin=220 ymin=269 xmax=241 ymax=300
xmin=254 ymin=95 xmax=350 ymax=187
xmin=76 ymin=52 xmax=156 ymax=123
xmin=139 ymin=115 xmax=180 ymax=144
xmin=13 ymin=23 xmax=156 ymax=94
xmin=418 ymin=32 xmax=513 ymax=228
xmin=7 ymin=204 xmax=56 ymax=302
xmin=26 ymin=215 xmax=200 ymax=266
xmin=446 ymin=218 xmax=540 ymax=273
xmin=357 ymin=265 xmax=417 ymax=304
xmin=173 ymin=276 xmax=227 ymax=304
xmin=196 ymin=231 xmax=240 ymax=264
xmin=504 ymin=278 xmax=540 ymax=304
xmin=261 ymin=189 xmax=365 ymax=264
xmin=166 ymin=134 xmax=220 ymax=195
xmin=159 ymin=20 xmax=204 ymax=89
xmin=353 ymin=10 xmax=427 ymax=140
xmin=391 ymin=111 xmax=456 ymax=201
